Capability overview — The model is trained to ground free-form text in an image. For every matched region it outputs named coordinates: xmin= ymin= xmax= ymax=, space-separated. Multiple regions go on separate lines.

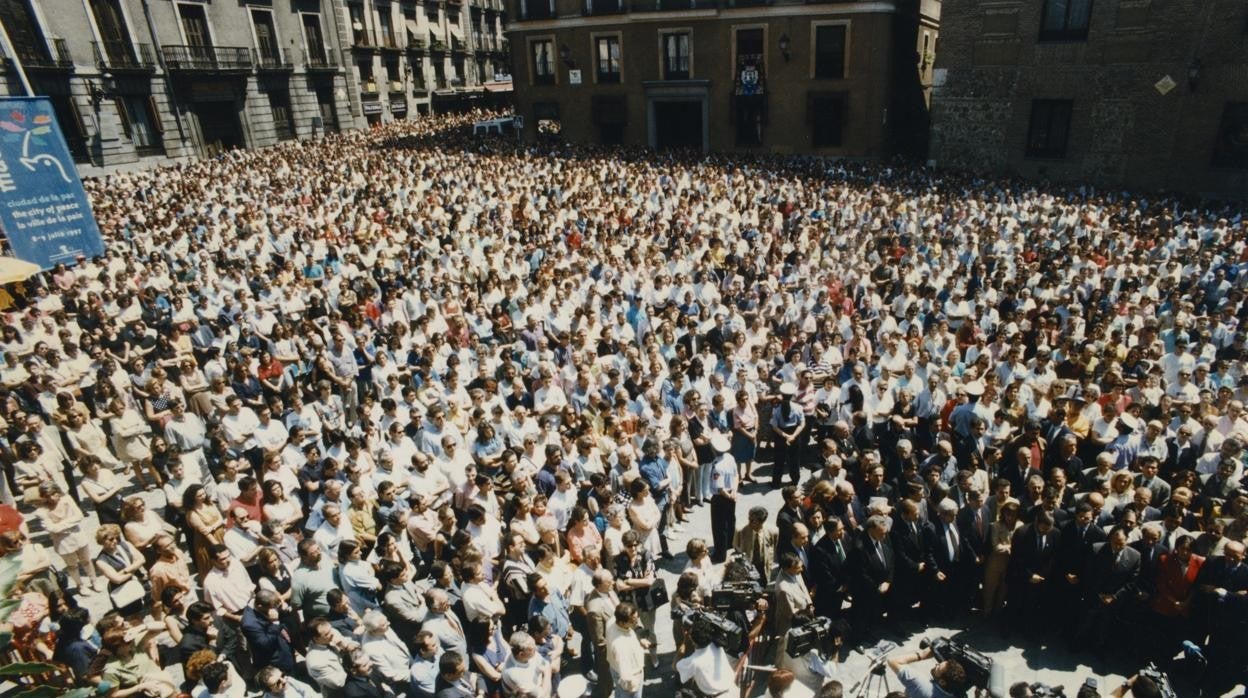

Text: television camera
xmin=920 ymin=636 xmax=1004 ymax=696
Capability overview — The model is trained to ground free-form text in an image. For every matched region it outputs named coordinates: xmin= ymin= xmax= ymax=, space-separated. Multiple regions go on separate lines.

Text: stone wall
xmin=930 ymin=0 xmax=1248 ymax=199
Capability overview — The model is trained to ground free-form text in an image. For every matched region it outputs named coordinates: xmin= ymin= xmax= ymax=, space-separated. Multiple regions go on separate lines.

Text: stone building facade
xmin=0 ymin=0 xmax=508 ymax=167
xmin=0 ymin=0 xmax=360 ymax=166
xmin=343 ymin=0 xmax=511 ymax=125
xmin=929 ymin=0 xmax=1248 ymax=198
xmin=505 ymin=0 xmax=939 ymax=156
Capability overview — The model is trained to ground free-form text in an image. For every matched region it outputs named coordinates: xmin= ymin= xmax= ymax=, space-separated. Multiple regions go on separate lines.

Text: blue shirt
xmin=639 ymin=455 xmax=670 ymax=502
xmin=529 ymin=590 xmax=572 ymax=638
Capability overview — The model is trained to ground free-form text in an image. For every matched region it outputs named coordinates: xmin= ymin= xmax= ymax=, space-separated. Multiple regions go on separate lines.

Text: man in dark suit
xmin=1074 ymin=526 xmax=1141 ymax=652
xmin=1134 ymin=455 xmax=1171 ymax=508
xmin=343 ymin=648 xmax=398 ymax=698
xmin=1130 ymin=524 xmax=1165 ymax=608
xmin=1192 ymin=541 xmax=1248 ymax=697
xmin=775 ymin=523 xmax=813 ymax=588
xmin=1193 ymin=540 xmax=1248 ymax=641
xmin=1112 ymin=486 xmax=1162 ymax=525
xmin=1052 ymin=502 xmax=1107 ymax=632
xmin=1163 ymin=427 xmax=1200 ymax=478
xmin=956 ymin=489 xmax=990 ymax=572
xmin=1005 ymin=511 xmax=1060 ymax=634
xmin=809 ymin=518 xmax=852 ymax=619
xmin=890 ymin=499 xmax=930 ymax=618
xmin=1001 ymin=446 xmax=1043 ymax=503
xmin=850 ymin=514 xmax=896 ymax=643
xmin=924 ymin=499 xmax=976 ymax=618
xmin=859 ymin=464 xmax=895 ymax=507
xmin=828 ymin=421 xmax=860 ymax=474
xmin=829 ymin=481 xmax=867 ymax=533
xmin=774 ymin=486 xmax=805 ymax=559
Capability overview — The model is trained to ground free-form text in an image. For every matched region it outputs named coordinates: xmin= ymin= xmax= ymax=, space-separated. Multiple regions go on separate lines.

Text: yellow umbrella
xmin=0 ymin=257 xmax=42 ymax=284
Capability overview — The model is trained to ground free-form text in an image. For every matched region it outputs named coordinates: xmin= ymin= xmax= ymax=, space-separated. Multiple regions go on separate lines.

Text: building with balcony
xmin=505 ymin=0 xmax=939 ymax=154
xmin=343 ymin=0 xmax=511 ymax=125
xmin=0 ymin=0 xmax=355 ymax=166
xmin=928 ymin=0 xmax=1248 ymax=198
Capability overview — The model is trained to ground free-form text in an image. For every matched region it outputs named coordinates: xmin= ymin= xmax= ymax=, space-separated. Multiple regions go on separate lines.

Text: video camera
xmin=722 ymin=551 xmax=763 ymax=584
xmin=682 ymin=608 xmax=744 ymax=651
xmin=920 ymin=636 xmax=1002 ymax=696
xmin=709 ymin=580 xmax=768 ymax=613
xmin=785 ymin=617 xmax=848 ymax=659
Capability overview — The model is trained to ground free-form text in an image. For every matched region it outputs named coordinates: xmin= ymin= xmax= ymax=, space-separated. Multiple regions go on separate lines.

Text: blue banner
xmin=0 ymin=97 xmax=104 ymax=270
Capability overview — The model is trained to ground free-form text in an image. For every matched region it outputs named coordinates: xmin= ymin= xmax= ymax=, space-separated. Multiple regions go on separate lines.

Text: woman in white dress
xmin=35 ymin=482 xmax=101 ymax=593
xmin=107 ymin=397 xmax=162 ymax=487
xmin=626 ymin=479 xmax=662 ymax=556
xmin=63 ymin=409 xmax=124 ymax=471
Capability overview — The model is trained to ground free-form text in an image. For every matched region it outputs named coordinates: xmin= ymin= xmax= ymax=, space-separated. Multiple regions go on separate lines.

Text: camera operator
xmin=885 ymin=645 xmax=967 ymax=698
xmin=676 ymin=617 xmax=739 ymax=697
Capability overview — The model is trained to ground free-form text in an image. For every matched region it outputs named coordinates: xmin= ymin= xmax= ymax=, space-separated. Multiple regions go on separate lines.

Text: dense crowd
xmin=0 ymin=109 xmax=1246 ymax=698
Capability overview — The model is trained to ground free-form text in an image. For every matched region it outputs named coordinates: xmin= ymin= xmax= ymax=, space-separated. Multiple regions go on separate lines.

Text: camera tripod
xmin=848 ymin=643 xmax=899 ymax=698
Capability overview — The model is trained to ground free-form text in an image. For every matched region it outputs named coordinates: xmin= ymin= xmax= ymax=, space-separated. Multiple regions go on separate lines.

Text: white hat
xmin=963 ymin=381 xmax=985 ymax=397
xmin=779 ymin=382 xmax=798 ymax=396
xmin=710 ymin=432 xmax=732 ymax=453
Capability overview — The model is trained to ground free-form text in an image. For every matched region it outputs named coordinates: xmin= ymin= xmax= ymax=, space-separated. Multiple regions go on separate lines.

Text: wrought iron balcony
xmin=254 ymin=47 xmax=294 ymax=70
xmin=408 ymin=35 xmax=427 ymax=51
xmin=305 ymin=48 xmax=340 ymax=70
xmin=451 ymin=36 xmax=467 ymax=53
xmin=162 ymin=45 xmax=253 ymax=72
xmin=91 ymin=41 xmax=156 ymax=70
xmin=23 ymin=38 xmax=73 ymax=69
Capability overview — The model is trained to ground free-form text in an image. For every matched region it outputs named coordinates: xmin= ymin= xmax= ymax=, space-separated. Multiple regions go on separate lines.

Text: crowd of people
xmin=0 ymin=108 xmax=1246 ymax=698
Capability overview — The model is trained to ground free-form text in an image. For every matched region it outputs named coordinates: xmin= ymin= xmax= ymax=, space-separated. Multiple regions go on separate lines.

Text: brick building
xmin=505 ymin=0 xmax=939 ymax=156
xmin=929 ymin=0 xmax=1248 ymax=198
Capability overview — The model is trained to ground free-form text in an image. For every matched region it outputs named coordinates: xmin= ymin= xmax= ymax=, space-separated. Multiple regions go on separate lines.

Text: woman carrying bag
xmin=94 ymin=524 xmax=150 ymax=617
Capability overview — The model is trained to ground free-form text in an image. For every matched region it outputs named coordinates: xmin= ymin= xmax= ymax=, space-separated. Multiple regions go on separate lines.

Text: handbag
xmin=109 ymin=577 xmax=147 ymax=611
xmin=648 ymin=577 xmax=670 ymax=607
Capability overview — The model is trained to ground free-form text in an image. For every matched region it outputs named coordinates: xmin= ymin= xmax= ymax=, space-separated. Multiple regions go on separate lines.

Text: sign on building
xmin=0 ymin=98 xmax=104 ymax=270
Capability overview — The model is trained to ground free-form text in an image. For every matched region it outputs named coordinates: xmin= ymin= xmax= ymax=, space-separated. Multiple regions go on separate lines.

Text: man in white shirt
xmin=313 ymin=503 xmax=355 ymax=559
xmin=221 ymin=395 xmax=261 ymax=466
xmin=222 ymin=507 xmax=267 ymax=568
xmin=501 ymin=631 xmax=553 ymax=698
xmin=461 ymin=561 xmax=506 ymax=623
xmin=606 ymin=603 xmax=647 ymax=698
xmin=254 ymin=405 xmax=291 ymax=458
